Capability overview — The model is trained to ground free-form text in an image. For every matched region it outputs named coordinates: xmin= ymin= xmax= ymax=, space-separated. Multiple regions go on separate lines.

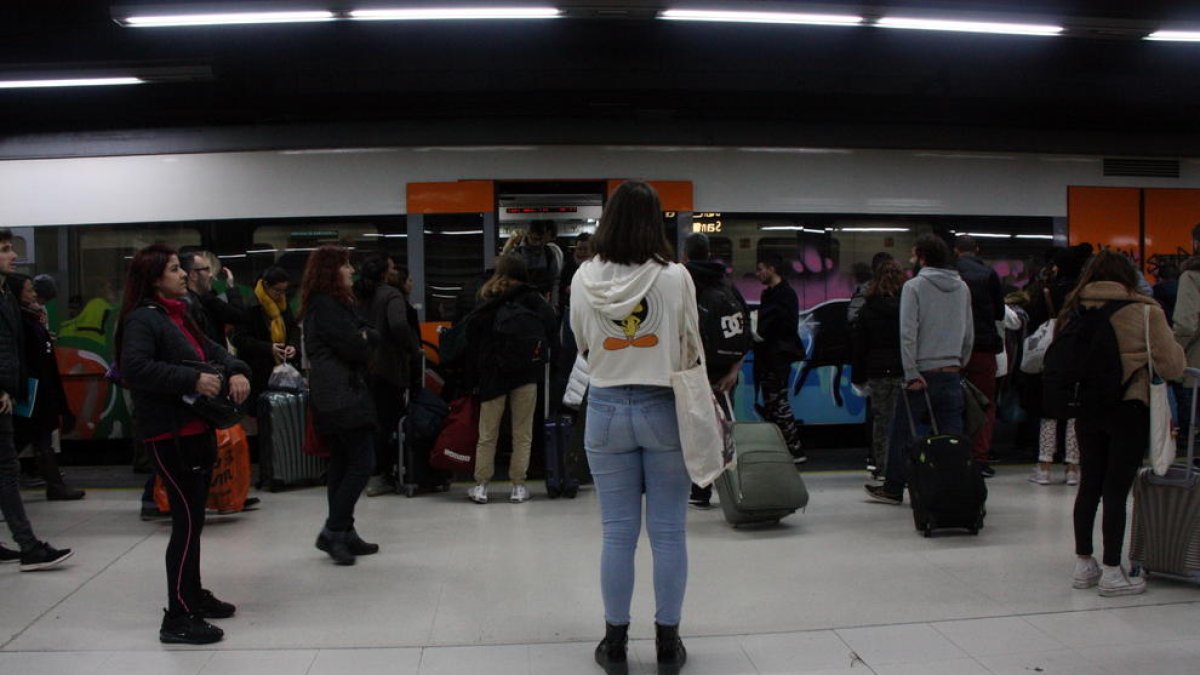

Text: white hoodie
xmin=570 ymin=258 xmax=699 ymax=388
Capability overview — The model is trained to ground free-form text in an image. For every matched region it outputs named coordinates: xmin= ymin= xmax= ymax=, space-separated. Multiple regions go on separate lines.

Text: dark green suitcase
xmin=714 ymin=421 xmax=809 ymax=527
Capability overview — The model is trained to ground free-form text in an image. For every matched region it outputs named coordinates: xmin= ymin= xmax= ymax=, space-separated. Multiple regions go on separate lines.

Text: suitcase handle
xmin=1185 ymin=367 xmax=1200 ymax=480
xmin=901 ymin=384 xmax=941 ymax=439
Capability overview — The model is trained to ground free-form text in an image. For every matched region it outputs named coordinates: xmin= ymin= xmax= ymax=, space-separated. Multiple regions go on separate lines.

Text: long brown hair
xmin=866 ymin=259 xmax=906 ymax=298
xmin=591 ymin=181 xmax=673 ymax=266
xmin=299 ymin=244 xmax=355 ymax=317
xmin=113 ymin=243 xmax=203 ymax=366
xmin=1055 ymin=249 xmax=1138 ymax=330
xmin=479 ymin=254 xmax=529 ymax=300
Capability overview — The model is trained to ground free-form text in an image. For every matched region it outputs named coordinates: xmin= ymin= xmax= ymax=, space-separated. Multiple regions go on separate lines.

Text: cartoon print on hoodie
xmin=601 ymin=291 xmax=661 ymax=351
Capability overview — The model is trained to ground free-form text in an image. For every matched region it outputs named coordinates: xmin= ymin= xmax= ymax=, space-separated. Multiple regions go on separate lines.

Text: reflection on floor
xmin=2 ymin=468 xmax=1199 ymax=674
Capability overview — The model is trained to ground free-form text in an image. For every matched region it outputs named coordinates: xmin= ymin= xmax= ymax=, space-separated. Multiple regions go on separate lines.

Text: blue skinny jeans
xmin=585 ymin=385 xmax=691 ymax=627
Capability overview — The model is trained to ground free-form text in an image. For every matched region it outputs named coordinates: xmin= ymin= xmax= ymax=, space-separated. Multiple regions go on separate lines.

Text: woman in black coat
xmin=850 ymin=260 xmax=907 ymax=482
xmin=6 ymin=273 xmax=83 ymax=500
xmin=231 ymin=266 xmax=299 ymax=404
xmin=116 ymin=244 xmax=251 ymax=645
xmin=300 ymin=244 xmax=380 ymax=565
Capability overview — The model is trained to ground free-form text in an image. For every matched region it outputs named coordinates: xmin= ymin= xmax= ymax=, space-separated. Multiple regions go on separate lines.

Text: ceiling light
xmin=350 ymin=7 xmax=560 ymax=21
xmin=0 ymin=77 xmax=145 ymax=89
xmin=119 ymin=11 xmax=336 ymax=27
xmin=876 ymin=17 xmax=1062 ymax=36
xmin=1015 ymin=234 xmax=1055 ymax=240
xmin=1146 ymin=30 xmax=1200 ymax=42
xmin=659 ymin=9 xmax=863 ymax=26
xmin=961 ymin=232 xmax=1012 ymax=238
xmin=837 ymin=227 xmax=910 ymax=233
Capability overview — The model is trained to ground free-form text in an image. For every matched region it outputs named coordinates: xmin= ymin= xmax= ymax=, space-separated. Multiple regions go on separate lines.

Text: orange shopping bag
xmin=153 ymin=424 xmax=252 ymax=513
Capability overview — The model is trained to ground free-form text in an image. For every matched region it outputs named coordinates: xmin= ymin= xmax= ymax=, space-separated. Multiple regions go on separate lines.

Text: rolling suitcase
xmin=714 ymin=395 xmax=808 ymax=527
xmin=903 ymin=390 xmax=987 ymax=537
xmin=257 ymin=390 xmax=327 ymax=491
xmin=1130 ymin=367 xmax=1200 ymax=583
xmin=398 ymin=353 xmax=452 ymax=497
xmin=544 ymin=363 xmax=580 ymax=499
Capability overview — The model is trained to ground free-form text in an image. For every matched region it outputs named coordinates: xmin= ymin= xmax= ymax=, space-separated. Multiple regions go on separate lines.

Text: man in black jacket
xmin=181 ymin=250 xmax=246 ymax=347
xmin=955 ymin=235 xmax=1005 ymax=477
xmin=754 ymin=254 xmax=805 ymax=464
xmin=0 ymin=229 xmax=73 ymax=570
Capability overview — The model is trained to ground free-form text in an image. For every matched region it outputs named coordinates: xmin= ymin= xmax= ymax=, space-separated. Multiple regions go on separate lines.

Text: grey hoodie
xmin=899 ymin=266 xmax=974 ymax=381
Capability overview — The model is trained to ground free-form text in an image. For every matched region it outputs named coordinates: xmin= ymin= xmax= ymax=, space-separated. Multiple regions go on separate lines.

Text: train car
xmin=2 ymin=144 xmax=1197 ymax=444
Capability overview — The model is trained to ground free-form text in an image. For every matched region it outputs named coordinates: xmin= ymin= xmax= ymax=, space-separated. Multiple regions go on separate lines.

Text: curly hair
xmin=299 ymin=244 xmax=355 ymax=317
xmin=866 ymin=259 xmax=906 ymax=298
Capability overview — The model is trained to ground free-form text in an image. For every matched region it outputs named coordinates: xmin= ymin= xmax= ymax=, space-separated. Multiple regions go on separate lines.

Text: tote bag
xmin=1145 ymin=306 xmax=1176 ymax=476
xmin=671 ymin=311 xmax=734 ymax=487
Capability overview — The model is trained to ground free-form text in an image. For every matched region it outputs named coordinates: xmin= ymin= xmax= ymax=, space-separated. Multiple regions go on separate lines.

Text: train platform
xmin=2 ymin=467 xmax=1198 ymax=675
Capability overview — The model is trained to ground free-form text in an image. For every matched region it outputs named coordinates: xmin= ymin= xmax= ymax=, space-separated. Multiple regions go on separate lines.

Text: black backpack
xmin=491 ymin=298 xmax=548 ymax=373
xmin=696 ymin=281 xmax=752 ymax=373
xmin=518 ymin=243 xmax=558 ymax=293
xmin=1042 ymin=300 xmax=1133 ymax=420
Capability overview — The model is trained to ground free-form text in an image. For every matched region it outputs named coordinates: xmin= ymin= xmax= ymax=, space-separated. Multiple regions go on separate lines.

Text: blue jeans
xmin=586 ymin=385 xmax=691 ymax=627
xmin=883 ymin=372 xmax=965 ymax=494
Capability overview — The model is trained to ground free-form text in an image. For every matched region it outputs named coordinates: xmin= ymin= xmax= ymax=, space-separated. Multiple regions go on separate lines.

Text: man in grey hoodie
xmin=866 ymin=234 xmax=974 ymax=504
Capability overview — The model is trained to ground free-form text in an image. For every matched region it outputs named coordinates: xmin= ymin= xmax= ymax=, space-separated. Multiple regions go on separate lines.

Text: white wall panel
xmin=1 ymin=146 xmax=1195 ymax=226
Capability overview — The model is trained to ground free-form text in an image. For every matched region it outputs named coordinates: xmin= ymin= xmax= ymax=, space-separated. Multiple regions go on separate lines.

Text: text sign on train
xmin=505 ymin=207 xmax=579 ymax=214
xmin=692 ymin=212 xmax=722 ymax=233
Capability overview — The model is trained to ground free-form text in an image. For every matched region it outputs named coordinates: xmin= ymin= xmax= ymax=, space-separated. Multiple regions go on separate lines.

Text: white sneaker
xmin=1028 ymin=467 xmax=1052 ymax=485
xmin=1072 ymin=556 xmax=1102 ymax=589
xmin=510 ymin=484 xmax=531 ymax=503
xmin=467 ymin=484 xmax=488 ymax=504
xmin=1099 ymin=564 xmax=1146 ymax=597
xmin=1065 ymin=467 xmax=1080 ymax=486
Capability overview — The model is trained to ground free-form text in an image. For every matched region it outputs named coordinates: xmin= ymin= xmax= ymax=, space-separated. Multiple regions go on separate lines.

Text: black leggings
xmin=149 ymin=432 xmax=216 ymax=615
xmin=326 ymin=428 xmax=375 ymax=532
xmin=1074 ymin=401 xmax=1149 ymax=567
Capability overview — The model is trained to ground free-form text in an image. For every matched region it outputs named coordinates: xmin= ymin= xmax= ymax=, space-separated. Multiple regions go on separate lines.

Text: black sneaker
xmin=159 ymin=610 xmax=224 ymax=645
xmin=0 ymin=543 xmax=20 ymax=564
xmin=979 ymin=463 xmax=996 ymax=479
xmin=792 ymin=453 xmax=808 ymax=465
xmin=19 ymin=541 xmax=73 ymax=572
xmin=864 ymin=484 xmax=903 ymax=505
xmin=198 ymin=589 xmax=236 ymax=619
xmin=688 ymin=498 xmax=713 ymax=510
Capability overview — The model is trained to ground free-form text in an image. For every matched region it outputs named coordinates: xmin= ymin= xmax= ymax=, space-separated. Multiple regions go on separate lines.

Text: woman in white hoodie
xmin=571 ymin=181 xmax=693 ymax=675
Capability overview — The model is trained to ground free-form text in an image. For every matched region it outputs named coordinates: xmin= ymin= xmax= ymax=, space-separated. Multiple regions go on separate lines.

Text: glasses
xmin=192 ymin=266 xmax=211 ymax=273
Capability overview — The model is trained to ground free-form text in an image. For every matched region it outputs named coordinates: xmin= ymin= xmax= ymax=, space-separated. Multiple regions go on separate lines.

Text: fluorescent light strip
xmin=961 ymin=232 xmax=1012 ymax=238
xmin=838 ymin=227 xmax=910 ymax=233
xmin=877 ymin=17 xmax=1062 ymax=36
xmin=760 ymin=226 xmax=827 ymax=234
xmin=660 ymin=9 xmax=862 ymax=26
xmin=1015 ymin=234 xmax=1055 ymax=240
xmin=0 ymin=77 xmax=144 ymax=89
xmin=123 ymin=11 xmax=336 ymax=27
xmin=350 ymin=7 xmax=560 ymax=21
xmin=1146 ymin=30 xmax=1200 ymax=42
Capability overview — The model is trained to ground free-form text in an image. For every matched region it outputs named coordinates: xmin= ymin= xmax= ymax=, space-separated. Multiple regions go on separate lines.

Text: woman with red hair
xmin=300 ymin=244 xmax=380 ymax=566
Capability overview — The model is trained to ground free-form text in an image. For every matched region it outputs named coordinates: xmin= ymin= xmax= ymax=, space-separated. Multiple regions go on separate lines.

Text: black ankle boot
xmin=594 ymin=622 xmax=629 ymax=675
xmin=655 ymin=623 xmax=687 ymax=675
xmin=159 ymin=609 xmax=224 ymax=645
xmin=346 ymin=528 xmax=380 ymax=556
xmin=315 ymin=528 xmax=355 ymax=565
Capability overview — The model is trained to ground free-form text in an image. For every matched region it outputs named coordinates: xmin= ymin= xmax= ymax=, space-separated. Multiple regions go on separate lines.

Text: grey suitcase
xmin=714 ymin=400 xmax=809 ymax=527
xmin=258 ymin=390 xmax=327 ymax=491
xmin=1130 ymin=368 xmax=1200 ymax=584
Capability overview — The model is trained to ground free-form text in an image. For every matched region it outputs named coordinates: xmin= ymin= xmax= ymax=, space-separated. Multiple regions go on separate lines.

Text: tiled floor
xmin=2 ymin=468 xmax=1199 ymax=674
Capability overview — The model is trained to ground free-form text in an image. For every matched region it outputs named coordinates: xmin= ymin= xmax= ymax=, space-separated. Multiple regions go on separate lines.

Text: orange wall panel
xmin=1067 ymin=186 xmax=1141 ymax=260
xmin=407 ymin=181 xmax=495 ymax=214
xmin=1144 ymin=188 xmax=1200 ymax=280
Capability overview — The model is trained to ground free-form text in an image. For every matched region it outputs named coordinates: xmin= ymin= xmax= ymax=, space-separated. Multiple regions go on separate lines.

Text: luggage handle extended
xmin=901 ymin=383 xmax=941 ymax=439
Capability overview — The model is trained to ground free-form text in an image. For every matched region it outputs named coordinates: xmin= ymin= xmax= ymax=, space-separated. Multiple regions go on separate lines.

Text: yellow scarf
xmin=255 ymin=279 xmax=288 ymax=346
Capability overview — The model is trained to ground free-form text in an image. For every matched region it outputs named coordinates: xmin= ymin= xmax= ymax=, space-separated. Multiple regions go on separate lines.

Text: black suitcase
xmin=398 ymin=353 xmax=451 ymax=497
xmin=902 ymin=390 xmax=987 ymax=537
xmin=543 ymin=364 xmax=580 ymax=498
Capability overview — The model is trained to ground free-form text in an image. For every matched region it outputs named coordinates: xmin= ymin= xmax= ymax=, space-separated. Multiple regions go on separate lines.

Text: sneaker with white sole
xmin=1072 ymin=556 xmax=1102 ymax=589
xmin=1065 ymin=466 xmax=1080 ymax=486
xmin=510 ymin=484 xmax=531 ymax=503
xmin=467 ymin=484 xmax=488 ymax=504
xmin=19 ymin=541 xmax=73 ymax=572
xmin=1099 ymin=564 xmax=1146 ymax=597
xmin=1028 ymin=467 xmax=1052 ymax=485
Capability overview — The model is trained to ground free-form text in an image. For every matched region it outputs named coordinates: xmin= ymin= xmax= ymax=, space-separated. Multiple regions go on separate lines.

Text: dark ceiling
xmin=4 ymin=1 xmax=1200 ymax=155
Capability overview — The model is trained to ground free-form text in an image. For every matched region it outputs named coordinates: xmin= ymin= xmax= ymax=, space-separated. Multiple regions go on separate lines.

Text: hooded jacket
xmin=685 ymin=259 xmax=750 ymax=381
xmin=956 ymin=254 xmax=1005 ymax=353
xmin=1080 ymin=281 xmax=1185 ymax=403
xmin=570 ymin=258 xmax=698 ymax=389
xmin=900 ymin=266 xmax=975 ymax=381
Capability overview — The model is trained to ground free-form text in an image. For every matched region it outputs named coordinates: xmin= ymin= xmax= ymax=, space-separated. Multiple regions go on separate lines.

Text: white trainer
xmin=1098 ymin=564 xmax=1146 ymax=597
xmin=467 ymin=484 xmax=488 ymax=504
xmin=1065 ymin=466 xmax=1080 ymax=486
xmin=1028 ymin=467 xmax=1052 ymax=485
xmin=1072 ymin=556 xmax=1102 ymax=589
xmin=510 ymin=484 xmax=531 ymax=503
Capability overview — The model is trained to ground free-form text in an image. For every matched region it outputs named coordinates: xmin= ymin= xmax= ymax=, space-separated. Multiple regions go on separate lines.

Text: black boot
xmin=159 ymin=609 xmax=224 ymax=644
xmin=38 ymin=451 xmax=84 ymax=501
xmin=655 ymin=623 xmax=687 ymax=675
xmin=346 ymin=528 xmax=380 ymax=556
xmin=594 ymin=622 xmax=629 ymax=675
xmin=315 ymin=528 xmax=355 ymax=566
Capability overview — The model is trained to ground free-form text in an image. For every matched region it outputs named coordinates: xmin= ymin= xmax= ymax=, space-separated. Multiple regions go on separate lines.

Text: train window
xmin=70 ymin=224 xmax=203 ymax=321
xmin=424 ymin=214 xmax=485 ymax=323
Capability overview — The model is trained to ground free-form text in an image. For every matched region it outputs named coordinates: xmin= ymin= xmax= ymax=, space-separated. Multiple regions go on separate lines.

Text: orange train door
xmin=1068 ymin=186 xmax=1199 ymax=282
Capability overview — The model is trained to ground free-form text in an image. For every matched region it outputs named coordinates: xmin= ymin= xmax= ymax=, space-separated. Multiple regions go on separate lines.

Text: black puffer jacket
xmin=119 ymin=300 xmax=251 ymax=441
xmin=466 ymin=283 xmax=558 ymax=402
xmin=303 ymin=293 xmax=379 ymax=433
xmin=0 ymin=286 xmax=25 ymax=400
xmin=956 ymin=255 xmax=1005 ymax=354
xmin=851 ymin=294 xmax=904 ymax=384
xmin=14 ymin=307 xmax=70 ymax=440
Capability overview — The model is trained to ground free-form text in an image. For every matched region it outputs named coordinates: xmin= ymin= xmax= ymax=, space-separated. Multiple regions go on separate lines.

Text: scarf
xmin=255 ymin=279 xmax=288 ymax=346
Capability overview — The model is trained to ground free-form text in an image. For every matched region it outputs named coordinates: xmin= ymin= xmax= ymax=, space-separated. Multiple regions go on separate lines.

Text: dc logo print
xmin=720 ymin=314 xmax=743 ymax=339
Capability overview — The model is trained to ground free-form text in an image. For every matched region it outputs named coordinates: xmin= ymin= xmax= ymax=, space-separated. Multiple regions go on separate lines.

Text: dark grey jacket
xmin=303 ymin=293 xmax=379 ymax=433
xmin=0 ymin=284 xmax=25 ymax=399
xmin=119 ymin=301 xmax=250 ymax=441
xmin=367 ymin=284 xmax=418 ymax=389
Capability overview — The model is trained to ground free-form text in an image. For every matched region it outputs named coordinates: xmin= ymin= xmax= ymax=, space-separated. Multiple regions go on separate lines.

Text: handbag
xmin=1145 ymin=305 xmax=1176 ymax=476
xmin=180 ymin=360 xmax=244 ymax=430
xmin=1020 ymin=319 xmax=1055 ymax=374
xmin=303 ymin=408 xmax=332 ymax=458
xmin=671 ymin=307 xmax=734 ymax=488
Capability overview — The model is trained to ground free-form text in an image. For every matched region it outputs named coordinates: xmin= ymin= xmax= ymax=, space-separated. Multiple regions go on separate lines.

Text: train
xmin=1 ymin=143 xmax=1196 ymax=443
